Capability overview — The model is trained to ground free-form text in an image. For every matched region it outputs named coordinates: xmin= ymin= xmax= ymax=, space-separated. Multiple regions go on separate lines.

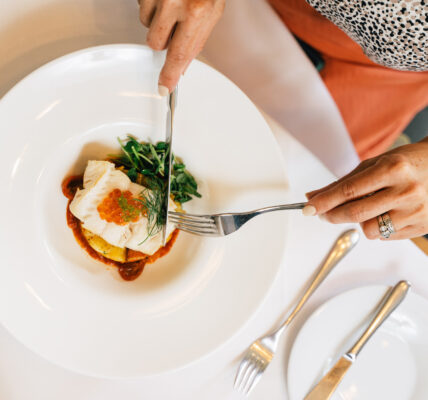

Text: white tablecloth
xmin=202 ymin=0 xmax=360 ymax=177
xmin=0 ymin=1 xmax=426 ymax=399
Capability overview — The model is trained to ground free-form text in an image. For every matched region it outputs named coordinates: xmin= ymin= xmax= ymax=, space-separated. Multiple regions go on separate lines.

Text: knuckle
xmin=169 ymin=50 xmax=187 ymax=64
xmin=414 ymin=203 xmax=428 ymax=218
xmin=341 ymin=181 xmax=357 ymax=200
xmin=402 ymin=182 xmax=426 ymax=200
xmin=388 ymin=154 xmax=412 ymax=177
xmin=412 ymin=182 xmax=427 ymax=198
xmin=346 ymin=204 xmax=364 ymax=222
xmin=187 ymin=0 xmax=211 ymax=18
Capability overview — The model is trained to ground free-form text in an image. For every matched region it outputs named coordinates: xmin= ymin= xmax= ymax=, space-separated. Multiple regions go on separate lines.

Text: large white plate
xmin=288 ymin=285 xmax=428 ymax=400
xmin=0 ymin=45 xmax=290 ymax=377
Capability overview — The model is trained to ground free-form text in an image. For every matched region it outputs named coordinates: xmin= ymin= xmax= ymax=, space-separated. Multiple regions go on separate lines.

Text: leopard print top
xmin=306 ymin=0 xmax=428 ymax=71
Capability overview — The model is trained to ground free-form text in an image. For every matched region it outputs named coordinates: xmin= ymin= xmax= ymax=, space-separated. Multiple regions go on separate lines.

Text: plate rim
xmin=0 ymin=43 xmax=291 ymax=377
xmin=287 ymin=284 xmax=428 ymax=399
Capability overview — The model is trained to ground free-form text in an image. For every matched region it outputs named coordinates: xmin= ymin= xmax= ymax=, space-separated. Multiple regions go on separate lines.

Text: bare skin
xmin=138 ymin=0 xmax=225 ymax=94
xmin=305 ymin=137 xmax=428 ymax=240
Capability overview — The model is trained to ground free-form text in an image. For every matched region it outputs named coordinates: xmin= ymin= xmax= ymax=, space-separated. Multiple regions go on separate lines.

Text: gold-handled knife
xmin=304 ymin=280 xmax=411 ymax=400
xmin=162 ymin=87 xmax=177 ymax=246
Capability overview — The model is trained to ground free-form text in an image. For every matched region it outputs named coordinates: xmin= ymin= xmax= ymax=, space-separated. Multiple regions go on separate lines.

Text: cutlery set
xmin=171 ymin=208 xmax=411 ymax=398
xmin=171 ymin=213 xmax=410 ymax=398
xmin=165 ymin=86 xmax=410 ymax=399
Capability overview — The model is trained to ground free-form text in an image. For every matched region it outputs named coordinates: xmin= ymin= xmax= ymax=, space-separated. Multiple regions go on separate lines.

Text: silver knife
xmin=304 ymin=280 xmax=411 ymax=400
xmin=162 ymin=87 xmax=177 ymax=246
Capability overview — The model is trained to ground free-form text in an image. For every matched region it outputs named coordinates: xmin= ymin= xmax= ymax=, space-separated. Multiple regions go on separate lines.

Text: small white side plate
xmin=288 ymin=285 xmax=428 ymax=400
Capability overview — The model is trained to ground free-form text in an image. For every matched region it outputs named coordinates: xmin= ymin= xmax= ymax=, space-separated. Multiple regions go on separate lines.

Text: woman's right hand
xmin=139 ymin=0 xmax=225 ymax=95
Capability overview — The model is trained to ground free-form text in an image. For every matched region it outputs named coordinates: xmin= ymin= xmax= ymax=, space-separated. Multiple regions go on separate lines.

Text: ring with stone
xmin=378 ymin=213 xmax=395 ymax=239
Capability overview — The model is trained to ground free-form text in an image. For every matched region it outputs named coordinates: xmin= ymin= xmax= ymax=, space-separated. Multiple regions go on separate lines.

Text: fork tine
xmin=175 ymin=222 xmax=217 ymax=233
xmin=237 ymin=358 xmax=257 ymax=393
xmin=242 ymin=359 xmax=261 ymax=396
xmin=169 ymin=218 xmax=216 ymax=229
xmin=244 ymin=359 xmax=265 ymax=396
xmin=168 ymin=212 xmax=213 ymax=223
xmin=175 ymin=224 xmax=219 ymax=236
xmin=168 ymin=214 xmax=214 ymax=223
xmin=234 ymin=354 xmax=251 ymax=390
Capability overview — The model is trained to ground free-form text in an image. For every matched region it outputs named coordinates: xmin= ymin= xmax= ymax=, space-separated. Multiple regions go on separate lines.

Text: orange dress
xmin=268 ymin=0 xmax=428 ymax=159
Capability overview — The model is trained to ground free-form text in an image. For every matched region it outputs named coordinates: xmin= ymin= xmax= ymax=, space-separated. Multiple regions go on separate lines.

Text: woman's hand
xmin=139 ymin=0 xmax=225 ymax=95
xmin=304 ymin=138 xmax=428 ymax=240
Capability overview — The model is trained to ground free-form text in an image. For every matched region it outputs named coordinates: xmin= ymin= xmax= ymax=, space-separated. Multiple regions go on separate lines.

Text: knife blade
xmin=162 ymin=87 xmax=177 ymax=246
xmin=304 ymin=280 xmax=410 ymax=400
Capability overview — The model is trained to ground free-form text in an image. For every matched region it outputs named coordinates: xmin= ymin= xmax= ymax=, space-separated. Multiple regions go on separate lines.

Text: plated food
xmin=62 ymin=136 xmax=201 ymax=281
xmin=0 ymin=44 xmax=289 ymax=377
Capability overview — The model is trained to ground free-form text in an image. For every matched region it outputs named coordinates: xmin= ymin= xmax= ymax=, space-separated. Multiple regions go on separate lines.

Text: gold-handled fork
xmin=233 ymin=229 xmax=360 ymax=396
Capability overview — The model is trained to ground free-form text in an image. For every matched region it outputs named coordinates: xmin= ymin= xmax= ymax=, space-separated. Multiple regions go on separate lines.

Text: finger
xmin=139 ymin=0 xmax=157 ymax=27
xmin=323 ymin=187 xmax=403 ymax=224
xmin=158 ymin=19 xmax=202 ymax=91
xmin=360 ymin=205 xmax=428 ymax=240
xmin=307 ymin=161 xmax=399 ymax=215
xmin=306 ymin=158 xmax=376 ymax=200
xmin=146 ymin=3 xmax=179 ymax=51
xmin=183 ymin=8 xmax=223 ymax=74
xmin=182 ymin=26 xmax=209 ymax=74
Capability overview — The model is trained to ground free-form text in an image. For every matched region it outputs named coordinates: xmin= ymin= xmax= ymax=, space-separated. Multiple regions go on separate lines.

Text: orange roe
xmin=97 ymin=189 xmax=145 ymax=225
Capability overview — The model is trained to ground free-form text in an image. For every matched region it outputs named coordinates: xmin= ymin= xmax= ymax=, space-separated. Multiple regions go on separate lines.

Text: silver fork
xmin=168 ymin=202 xmax=306 ymax=236
xmin=234 ymin=229 xmax=360 ymax=396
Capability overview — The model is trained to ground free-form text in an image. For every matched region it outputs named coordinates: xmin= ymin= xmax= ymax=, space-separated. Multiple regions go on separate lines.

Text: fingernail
xmin=318 ymin=214 xmax=327 ymax=221
xmin=302 ymin=205 xmax=317 ymax=216
xmin=158 ymin=85 xmax=169 ymax=97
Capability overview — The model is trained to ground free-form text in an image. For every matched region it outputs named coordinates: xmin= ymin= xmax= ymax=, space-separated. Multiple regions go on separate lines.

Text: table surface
xmin=0 ymin=1 xmax=426 ymax=399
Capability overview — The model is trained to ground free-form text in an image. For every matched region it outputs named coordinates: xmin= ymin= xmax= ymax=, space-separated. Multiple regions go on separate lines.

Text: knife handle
xmin=347 ymin=280 xmax=410 ymax=359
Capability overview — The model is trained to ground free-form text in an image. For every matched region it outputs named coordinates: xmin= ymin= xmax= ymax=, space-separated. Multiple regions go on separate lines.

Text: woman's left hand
xmin=304 ymin=138 xmax=428 ymax=240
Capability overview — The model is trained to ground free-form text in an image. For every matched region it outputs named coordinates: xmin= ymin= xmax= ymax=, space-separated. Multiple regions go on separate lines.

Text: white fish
xmin=69 ymin=160 xmax=176 ymax=255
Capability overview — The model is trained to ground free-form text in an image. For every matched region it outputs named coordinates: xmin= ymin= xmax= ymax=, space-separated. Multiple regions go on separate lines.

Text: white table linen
xmin=202 ymin=0 xmax=360 ymax=177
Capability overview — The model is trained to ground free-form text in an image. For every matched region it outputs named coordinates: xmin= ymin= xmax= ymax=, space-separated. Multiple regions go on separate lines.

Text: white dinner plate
xmin=0 ymin=45 xmax=290 ymax=377
xmin=288 ymin=285 xmax=428 ymax=400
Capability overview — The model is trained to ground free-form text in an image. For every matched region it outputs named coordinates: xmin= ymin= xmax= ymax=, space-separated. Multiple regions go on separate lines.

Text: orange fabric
xmin=268 ymin=0 xmax=428 ymax=159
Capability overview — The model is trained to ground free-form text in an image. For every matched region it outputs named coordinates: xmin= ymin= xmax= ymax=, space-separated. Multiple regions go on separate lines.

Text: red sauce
xmin=61 ymin=175 xmax=178 ymax=281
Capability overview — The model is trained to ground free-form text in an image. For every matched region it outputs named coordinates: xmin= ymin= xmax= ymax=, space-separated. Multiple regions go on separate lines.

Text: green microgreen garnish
xmin=109 ymin=135 xmax=201 ymax=242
